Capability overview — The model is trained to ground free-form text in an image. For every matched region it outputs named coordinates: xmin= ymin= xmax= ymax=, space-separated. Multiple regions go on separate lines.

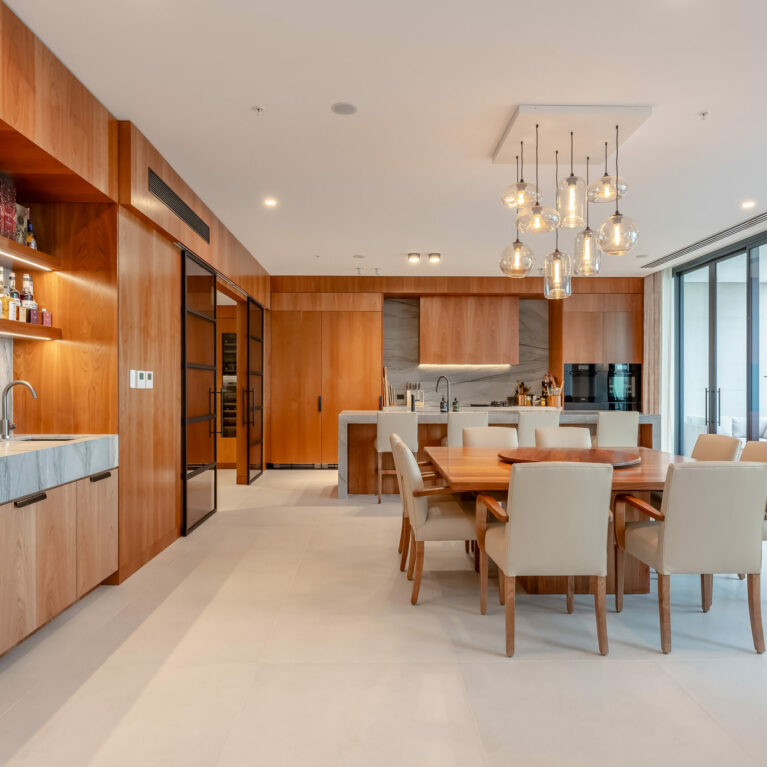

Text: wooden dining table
xmin=423 ymin=445 xmax=693 ymax=596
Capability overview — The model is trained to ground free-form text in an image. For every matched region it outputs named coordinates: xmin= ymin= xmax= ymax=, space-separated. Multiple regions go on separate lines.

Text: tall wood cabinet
xmin=271 ymin=297 xmax=382 ymax=465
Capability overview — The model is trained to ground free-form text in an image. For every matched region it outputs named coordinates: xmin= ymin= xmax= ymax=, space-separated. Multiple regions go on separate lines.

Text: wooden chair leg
xmin=566 ymin=576 xmax=574 ymax=614
xmin=658 ymin=573 xmax=671 ymax=654
xmin=465 ymin=540 xmax=470 ymax=553
xmin=505 ymin=576 xmax=516 ymax=657
xmin=498 ymin=568 xmax=506 ymax=605
xmin=377 ymin=452 xmax=382 ymax=503
xmin=700 ymin=574 xmax=713 ymax=613
xmin=615 ymin=546 xmax=624 ymax=613
xmin=398 ymin=512 xmax=406 ymax=554
xmin=399 ymin=517 xmax=411 ymax=572
xmin=593 ymin=575 xmax=608 ymax=655
xmin=410 ymin=542 xmax=425 ymax=605
xmin=479 ymin=550 xmax=488 ymax=615
xmin=407 ymin=530 xmax=416 ymax=580
xmin=747 ymin=573 xmax=765 ymax=653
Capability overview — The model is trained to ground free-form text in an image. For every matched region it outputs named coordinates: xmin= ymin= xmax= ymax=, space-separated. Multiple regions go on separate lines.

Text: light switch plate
xmin=137 ymin=370 xmax=146 ymax=389
xmin=129 ymin=369 xmax=137 ymax=389
xmin=145 ymin=371 xmax=154 ymax=389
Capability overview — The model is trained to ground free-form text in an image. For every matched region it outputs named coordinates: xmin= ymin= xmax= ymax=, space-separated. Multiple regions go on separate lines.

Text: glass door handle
xmin=705 ymin=388 xmax=709 ymax=426
xmin=717 ymin=388 xmax=721 ymax=426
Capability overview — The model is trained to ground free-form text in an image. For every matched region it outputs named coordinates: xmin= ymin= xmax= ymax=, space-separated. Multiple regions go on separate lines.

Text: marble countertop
xmin=0 ymin=434 xmax=118 ymax=505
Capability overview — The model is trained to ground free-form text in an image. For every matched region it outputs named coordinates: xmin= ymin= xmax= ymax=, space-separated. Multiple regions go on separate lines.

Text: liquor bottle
xmin=8 ymin=272 xmax=18 ymax=300
xmin=21 ymin=274 xmax=38 ymax=323
xmin=26 ymin=219 xmax=37 ymax=250
xmin=440 ymin=396 xmax=447 ymax=413
xmin=0 ymin=272 xmax=9 ymax=320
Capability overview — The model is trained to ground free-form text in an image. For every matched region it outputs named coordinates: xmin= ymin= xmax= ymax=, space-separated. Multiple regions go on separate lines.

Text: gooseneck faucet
xmin=435 ymin=375 xmax=451 ymax=408
xmin=1 ymin=380 xmax=38 ymax=440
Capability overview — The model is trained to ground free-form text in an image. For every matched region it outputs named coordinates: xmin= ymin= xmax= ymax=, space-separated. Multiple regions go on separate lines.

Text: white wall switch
xmin=129 ymin=369 xmax=137 ymax=389
xmin=145 ymin=371 xmax=154 ymax=389
xmin=137 ymin=370 xmax=146 ymax=389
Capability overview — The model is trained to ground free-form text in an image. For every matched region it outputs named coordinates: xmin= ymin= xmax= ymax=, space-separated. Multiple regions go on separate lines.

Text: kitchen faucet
xmin=1 ymin=380 xmax=38 ymax=440
xmin=435 ymin=375 xmax=451 ymax=408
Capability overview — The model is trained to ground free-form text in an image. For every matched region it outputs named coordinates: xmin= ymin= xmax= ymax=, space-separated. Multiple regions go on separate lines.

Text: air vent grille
xmin=642 ymin=212 xmax=767 ymax=269
xmin=148 ymin=168 xmax=210 ymax=243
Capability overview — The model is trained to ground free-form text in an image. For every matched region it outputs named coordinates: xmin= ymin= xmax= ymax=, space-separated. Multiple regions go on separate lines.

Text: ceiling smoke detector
xmin=331 ymin=102 xmax=357 ymax=116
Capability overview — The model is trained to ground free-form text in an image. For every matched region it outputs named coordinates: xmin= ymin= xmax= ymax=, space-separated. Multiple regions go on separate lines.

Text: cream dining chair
xmin=463 ymin=426 xmax=518 ymax=448
xmin=476 ymin=462 xmax=614 ymax=656
xmin=535 ymin=426 xmax=591 ymax=448
xmin=596 ymin=411 xmax=639 ymax=447
xmin=391 ymin=435 xmax=488 ymax=604
xmin=517 ymin=411 xmax=559 ymax=447
xmin=376 ymin=411 xmax=418 ymax=504
xmin=446 ymin=411 xmax=489 ymax=446
xmin=614 ymin=462 xmax=767 ymax=653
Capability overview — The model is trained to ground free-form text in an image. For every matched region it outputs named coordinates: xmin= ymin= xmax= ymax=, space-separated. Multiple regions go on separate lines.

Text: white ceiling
xmin=8 ymin=0 xmax=767 ymax=278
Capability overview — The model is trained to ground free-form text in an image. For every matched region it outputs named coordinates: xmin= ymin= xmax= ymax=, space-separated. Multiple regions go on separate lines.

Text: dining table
xmin=423 ymin=444 xmax=693 ymax=596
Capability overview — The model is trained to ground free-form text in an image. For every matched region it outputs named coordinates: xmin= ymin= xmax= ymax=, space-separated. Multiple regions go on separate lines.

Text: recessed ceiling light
xmin=263 ymin=198 xmax=277 ymax=207
xmin=428 ymin=252 xmax=441 ymax=264
xmin=742 ymin=200 xmax=756 ymax=210
xmin=352 ymin=254 xmax=365 ymax=259
xmin=251 ymin=105 xmax=264 ymax=114
xmin=407 ymin=252 xmax=421 ymax=264
xmin=331 ymin=102 xmax=357 ymax=115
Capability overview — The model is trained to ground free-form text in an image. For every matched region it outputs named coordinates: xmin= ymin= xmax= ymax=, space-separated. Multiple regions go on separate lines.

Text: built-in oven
xmin=564 ymin=363 xmax=641 ymax=411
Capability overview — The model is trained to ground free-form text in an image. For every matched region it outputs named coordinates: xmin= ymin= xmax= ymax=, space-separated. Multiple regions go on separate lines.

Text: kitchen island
xmin=337 ymin=408 xmax=660 ymax=498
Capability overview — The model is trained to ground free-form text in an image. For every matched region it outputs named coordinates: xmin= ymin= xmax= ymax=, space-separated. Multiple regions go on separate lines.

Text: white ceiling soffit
xmin=493 ymin=104 xmax=653 ymax=165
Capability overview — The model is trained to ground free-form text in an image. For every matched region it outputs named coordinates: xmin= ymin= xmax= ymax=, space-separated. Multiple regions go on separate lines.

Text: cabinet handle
xmin=90 ymin=472 xmax=112 ymax=483
xmin=15 ymin=492 xmax=47 ymax=508
xmin=318 ymin=395 xmax=322 ymax=413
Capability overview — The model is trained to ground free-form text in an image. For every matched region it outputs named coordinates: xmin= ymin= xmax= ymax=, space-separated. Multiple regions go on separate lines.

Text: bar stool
xmin=446 ymin=411 xmax=489 ymax=446
xmin=376 ymin=412 xmax=418 ymax=504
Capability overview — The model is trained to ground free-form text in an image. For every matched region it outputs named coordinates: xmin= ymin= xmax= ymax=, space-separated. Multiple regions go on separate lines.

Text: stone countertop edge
xmin=0 ymin=435 xmax=119 ymax=505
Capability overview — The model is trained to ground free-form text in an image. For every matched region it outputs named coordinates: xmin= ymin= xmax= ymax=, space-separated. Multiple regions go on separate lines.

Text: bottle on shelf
xmin=7 ymin=271 xmax=19 ymax=320
xmin=26 ymin=216 xmax=37 ymax=250
xmin=8 ymin=271 xmax=18 ymax=300
xmin=21 ymin=274 xmax=38 ymax=323
xmin=0 ymin=271 xmax=9 ymax=320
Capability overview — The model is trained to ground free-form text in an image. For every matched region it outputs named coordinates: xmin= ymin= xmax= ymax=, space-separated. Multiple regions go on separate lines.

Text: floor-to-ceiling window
xmin=675 ymin=234 xmax=767 ymax=454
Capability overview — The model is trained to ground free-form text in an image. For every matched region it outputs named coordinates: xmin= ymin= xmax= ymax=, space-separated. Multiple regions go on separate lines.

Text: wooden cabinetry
xmin=419 ymin=296 xmax=519 ymax=364
xmin=76 ymin=470 xmax=118 ymax=599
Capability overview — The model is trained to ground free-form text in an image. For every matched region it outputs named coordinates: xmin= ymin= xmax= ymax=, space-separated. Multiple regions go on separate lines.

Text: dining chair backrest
xmin=501 ymin=462 xmax=613 ymax=577
xmin=377 ymin=412 xmax=418 ymax=453
xmin=517 ymin=411 xmax=560 ymax=447
xmin=596 ymin=411 xmax=639 ymax=447
xmin=740 ymin=441 xmax=767 ymax=463
xmin=446 ymin=412 xmax=489 ymax=447
xmin=463 ymin=426 xmax=518 ymax=449
xmin=690 ymin=433 xmax=740 ymax=461
xmin=658 ymin=462 xmax=767 ymax=574
xmin=391 ymin=435 xmax=429 ymax=529
xmin=535 ymin=426 xmax=591 ymax=448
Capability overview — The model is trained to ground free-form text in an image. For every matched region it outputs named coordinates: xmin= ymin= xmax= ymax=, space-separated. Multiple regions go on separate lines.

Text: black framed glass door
xmin=245 ymin=297 xmax=264 ymax=483
xmin=182 ymin=252 xmax=218 ymax=532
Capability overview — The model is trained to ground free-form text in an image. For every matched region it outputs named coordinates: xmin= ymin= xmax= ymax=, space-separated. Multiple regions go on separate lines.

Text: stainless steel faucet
xmin=435 ymin=375 xmax=451 ymax=407
xmin=1 ymin=380 xmax=38 ymax=440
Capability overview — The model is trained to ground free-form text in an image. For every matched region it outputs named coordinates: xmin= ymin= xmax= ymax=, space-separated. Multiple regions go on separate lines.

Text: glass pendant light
xmin=557 ymin=131 xmax=586 ymax=228
xmin=544 ymin=151 xmax=572 ymax=299
xmin=500 ymin=154 xmax=535 ymax=278
xmin=574 ymin=155 xmax=600 ymax=275
xmin=598 ymin=125 xmax=639 ymax=256
xmin=501 ymin=141 xmax=539 ymax=210
xmin=588 ymin=140 xmax=628 ymax=203
xmin=517 ymin=125 xmax=560 ymax=234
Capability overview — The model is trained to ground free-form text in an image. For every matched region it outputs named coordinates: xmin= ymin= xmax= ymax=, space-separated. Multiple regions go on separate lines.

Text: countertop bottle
xmin=440 ymin=396 xmax=447 ymax=413
xmin=452 ymin=397 xmax=459 ymax=412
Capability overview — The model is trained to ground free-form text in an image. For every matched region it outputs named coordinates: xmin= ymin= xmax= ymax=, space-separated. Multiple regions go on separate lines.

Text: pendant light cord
xmin=604 ymin=141 xmax=608 ymax=175
xmin=535 ymin=124 xmax=539 ymax=193
xmin=520 ymin=141 xmax=524 ymax=182
xmin=585 ymin=156 xmax=590 ymax=228
xmin=554 ymin=149 xmax=559 ymax=249
xmin=570 ymin=131 xmax=574 ymax=176
xmin=614 ymin=124 xmax=620 ymax=214
xmin=515 ymin=154 xmax=520 ymax=239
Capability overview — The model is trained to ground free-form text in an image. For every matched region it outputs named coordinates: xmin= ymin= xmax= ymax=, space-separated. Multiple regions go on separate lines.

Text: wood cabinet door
xmin=603 ymin=311 xmax=643 ymax=363
xmin=76 ymin=470 xmax=118 ymax=598
xmin=35 ymin=483 xmax=77 ymax=626
xmin=562 ymin=311 xmax=604 ymax=364
xmin=321 ymin=311 xmax=383 ymax=464
xmin=270 ymin=311 xmax=323 ymax=463
xmin=0 ymin=499 xmax=36 ymax=656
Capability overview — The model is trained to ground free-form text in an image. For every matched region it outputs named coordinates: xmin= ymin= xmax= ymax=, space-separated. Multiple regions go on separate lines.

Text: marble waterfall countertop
xmin=0 ymin=434 xmax=118 ymax=504
xmin=337 ymin=409 xmax=660 ymax=497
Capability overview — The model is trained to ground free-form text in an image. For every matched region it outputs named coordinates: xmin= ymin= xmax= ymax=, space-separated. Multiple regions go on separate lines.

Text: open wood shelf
xmin=0 ymin=233 xmax=59 ymax=272
xmin=0 ymin=318 xmax=62 ymax=341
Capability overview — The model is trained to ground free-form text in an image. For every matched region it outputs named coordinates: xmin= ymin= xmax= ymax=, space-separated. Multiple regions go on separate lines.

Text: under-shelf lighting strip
xmin=418 ymin=364 xmax=512 ymax=369
xmin=0 ymin=330 xmax=52 ymax=341
xmin=0 ymin=247 xmax=53 ymax=271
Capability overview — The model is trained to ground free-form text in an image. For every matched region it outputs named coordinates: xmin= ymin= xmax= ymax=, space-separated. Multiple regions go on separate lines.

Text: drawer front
xmin=76 ymin=469 xmax=118 ymax=598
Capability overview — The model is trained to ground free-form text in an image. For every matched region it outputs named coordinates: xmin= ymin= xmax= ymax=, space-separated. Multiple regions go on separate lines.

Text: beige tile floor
xmin=1 ymin=469 xmax=766 ymax=766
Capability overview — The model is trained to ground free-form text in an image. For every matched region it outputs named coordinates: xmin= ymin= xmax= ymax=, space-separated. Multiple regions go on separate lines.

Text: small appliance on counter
xmin=564 ymin=363 xmax=641 ymax=411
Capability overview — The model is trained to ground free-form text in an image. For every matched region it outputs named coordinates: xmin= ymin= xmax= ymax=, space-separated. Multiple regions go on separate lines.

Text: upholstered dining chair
xmin=445 ymin=411 xmax=489 ymax=446
xmin=614 ymin=462 xmax=767 ymax=653
xmin=691 ymin=433 xmax=741 ymax=461
xmin=476 ymin=462 xmax=614 ymax=657
xmin=740 ymin=441 xmax=767 ymax=463
xmin=463 ymin=426 xmax=518 ymax=449
xmin=517 ymin=410 xmax=559 ymax=447
xmin=596 ymin=411 xmax=639 ymax=447
xmin=535 ymin=426 xmax=592 ymax=448
xmin=376 ymin=411 xmax=418 ymax=504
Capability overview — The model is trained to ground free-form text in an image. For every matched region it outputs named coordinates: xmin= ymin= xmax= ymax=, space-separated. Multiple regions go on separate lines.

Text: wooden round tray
xmin=497 ymin=447 xmax=642 ymax=468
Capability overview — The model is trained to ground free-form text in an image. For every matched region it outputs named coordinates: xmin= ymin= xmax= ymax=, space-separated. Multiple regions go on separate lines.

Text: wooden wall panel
xmin=562 ymin=312 xmax=604 ymax=364
xmin=420 ymin=296 xmax=519 ymax=364
xmin=0 ymin=2 xmax=117 ymax=200
xmin=547 ymin=300 xmax=564 ymax=387
xmin=271 ymin=292 xmax=382 ymax=312
xmin=113 ymin=209 xmax=182 ymax=583
xmin=14 ymin=203 xmax=118 ymax=434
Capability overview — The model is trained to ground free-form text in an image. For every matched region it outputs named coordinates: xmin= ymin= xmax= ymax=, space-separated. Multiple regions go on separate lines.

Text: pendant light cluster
xmin=499 ymin=123 xmax=638 ymax=297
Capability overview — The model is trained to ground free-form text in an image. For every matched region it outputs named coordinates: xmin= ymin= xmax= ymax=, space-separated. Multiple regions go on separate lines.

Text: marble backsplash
xmin=0 ymin=339 xmax=11 ymax=398
xmin=383 ymin=298 xmax=549 ymax=406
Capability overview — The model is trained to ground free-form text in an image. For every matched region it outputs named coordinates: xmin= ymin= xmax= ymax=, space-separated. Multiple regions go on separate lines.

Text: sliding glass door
xmin=246 ymin=298 xmax=264 ymax=483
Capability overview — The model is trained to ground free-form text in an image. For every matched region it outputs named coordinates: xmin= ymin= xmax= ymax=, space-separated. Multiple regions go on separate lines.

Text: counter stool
xmin=445 ymin=411 xmax=489 ymax=446
xmin=377 ymin=412 xmax=419 ymax=504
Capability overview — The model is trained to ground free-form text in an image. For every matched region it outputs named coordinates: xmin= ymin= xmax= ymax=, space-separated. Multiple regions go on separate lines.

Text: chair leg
xmin=615 ymin=546 xmax=625 ymax=613
xmin=411 ymin=542 xmax=425 ymax=605
xmin=407 ymin=530 xmax=416 ymax=580
xmin=398 ymin=512 xmax=406 ymax=554
xmin=658 ymin=573 xmax=671 ymax=654
xmin=504 ymin=576 xmax=516 ymax=657
xmin=465 ymin=540 xmax=470 ymax=553
xmin=593 ymin=575 xmax=608 ymax=655
xmin=700 ymin=574 xmax=713 ymax=613
xmin=498 ymin=568 xmax=506 ymax=605
xmin=479 ymin=550 xmax=488 ymax=615
xmin=566 ymin=576 xmax=574 ymax=614
xmin=747 ymin=573 xmax=765 ymax=654
xmin=399 ymin=517 xmax=411 ymax=572
xmin=377 ymin=452 xmax=382 ymax=503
